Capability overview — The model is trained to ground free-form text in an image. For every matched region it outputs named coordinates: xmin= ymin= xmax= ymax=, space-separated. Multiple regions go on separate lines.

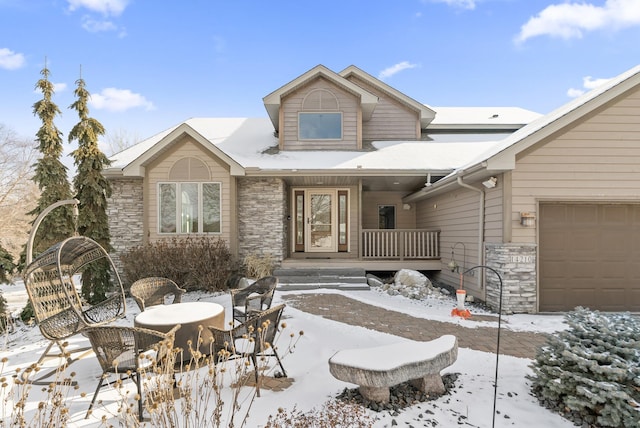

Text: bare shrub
xmin=243 ymin=252 xmax=276 ymax=279
xmin=121 ymin=237 xmax=235 ymax=292
xmin=264 ymin=400 xmax=376 ymax=427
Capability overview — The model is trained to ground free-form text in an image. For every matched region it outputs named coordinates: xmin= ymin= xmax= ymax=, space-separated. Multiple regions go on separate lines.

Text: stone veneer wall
xmin=237 ymin=177 xmax=287 ymax=263
xmin=484 ymin=243 xmax=537 ymax=314
xmin=107 ymin=178 xmax=144 ymax=283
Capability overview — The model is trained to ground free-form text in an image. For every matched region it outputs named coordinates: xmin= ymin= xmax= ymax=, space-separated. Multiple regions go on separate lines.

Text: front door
xmin=292 ymin=189 xmax=349 ymax=253
xmin=307 ymin=190 xmax=335 ymax=252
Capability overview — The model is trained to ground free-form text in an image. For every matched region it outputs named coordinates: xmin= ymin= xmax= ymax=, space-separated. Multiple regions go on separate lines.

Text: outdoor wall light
xmin=520 ymin=212 xmax=536 ymax=227
xmin=482 ymin=176 xmax=498 ymax=189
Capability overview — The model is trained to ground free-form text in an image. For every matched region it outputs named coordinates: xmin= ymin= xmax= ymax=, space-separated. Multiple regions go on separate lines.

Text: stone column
xmin=484 ymin=243 xmax=537 ymax=314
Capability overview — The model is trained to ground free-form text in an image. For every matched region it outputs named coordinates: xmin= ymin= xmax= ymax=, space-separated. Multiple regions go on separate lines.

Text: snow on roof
xmin=429 ymin=106 xmax=542 ymax=127
xmin=452 ymin=63 xmax=640 ymax=174
xmin=108 ymin=117 xmax=504 ymax=173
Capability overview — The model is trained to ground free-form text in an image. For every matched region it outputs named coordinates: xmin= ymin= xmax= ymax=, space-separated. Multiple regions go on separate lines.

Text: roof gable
xmin=484 ymin=64 xmax=640 ymax=171
xmin=262 ymin=64 xmax=378 ymax=132
xmin=114 ymin=122 xmax=245 ymax=177
xmin=339 ymin=65 xmax=436 ymax=128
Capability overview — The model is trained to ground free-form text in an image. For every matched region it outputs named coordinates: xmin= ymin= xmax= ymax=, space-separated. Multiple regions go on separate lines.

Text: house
xmin=105 ymin=63 xmax=640 ymax=314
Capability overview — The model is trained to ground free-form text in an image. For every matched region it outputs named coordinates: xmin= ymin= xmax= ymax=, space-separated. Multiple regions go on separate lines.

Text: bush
xmin=243 ymin=252 xmax=275 ymax=279
xmin=121 ymin=237 xmax=236 ymax=292
xmin=528 ymin=307 xmax=640 ymax=427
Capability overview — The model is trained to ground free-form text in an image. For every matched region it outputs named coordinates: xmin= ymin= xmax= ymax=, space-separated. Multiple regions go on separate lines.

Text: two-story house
xmin=105 ymin=63 xmax=640 ymax=313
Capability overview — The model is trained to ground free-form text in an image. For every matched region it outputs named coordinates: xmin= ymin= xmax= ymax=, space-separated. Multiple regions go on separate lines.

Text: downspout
xmin=456 ymin=176 xmax=485 ymax=293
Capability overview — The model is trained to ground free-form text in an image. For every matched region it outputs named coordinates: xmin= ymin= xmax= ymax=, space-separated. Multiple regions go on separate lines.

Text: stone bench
xmin=328 ymin=335 xmax=458 ymax=403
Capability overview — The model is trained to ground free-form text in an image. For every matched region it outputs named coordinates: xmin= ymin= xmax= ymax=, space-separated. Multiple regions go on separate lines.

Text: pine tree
xmin=0 ymin=243 xmax=16 ymax=284
xmin=528 ymin=307 xmax=640 ymax=427
xmin=28 ymin=64 xmax=75 ymax=259
xmin=68 ymin=73 xmax=112 ymax=303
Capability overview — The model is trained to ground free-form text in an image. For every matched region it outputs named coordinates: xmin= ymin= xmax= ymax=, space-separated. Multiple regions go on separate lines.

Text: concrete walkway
xmin=282 ymin=293 xmax=549 ymax=359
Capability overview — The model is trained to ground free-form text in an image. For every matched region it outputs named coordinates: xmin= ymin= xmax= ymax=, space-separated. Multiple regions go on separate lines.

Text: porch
xmin=282 ymin=229 xmax=442 ymax=272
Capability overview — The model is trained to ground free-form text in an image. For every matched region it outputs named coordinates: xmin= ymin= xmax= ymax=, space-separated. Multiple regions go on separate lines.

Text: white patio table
xmin=134 ymin=301 xmax=225 ymax=361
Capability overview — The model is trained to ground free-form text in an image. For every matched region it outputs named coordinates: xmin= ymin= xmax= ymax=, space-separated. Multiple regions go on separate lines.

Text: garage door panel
xmin=572 ymin=205 xmax=598 ymax=224
xmin=599 ymin=289 xmax=627 ymax=311
xmin=601 ymin=205 xmax=628 ymax=225
xmin=600 ymin=262 xmax=629 ymax=279
xmin=540 ymin=203 xmax=639 ymax=312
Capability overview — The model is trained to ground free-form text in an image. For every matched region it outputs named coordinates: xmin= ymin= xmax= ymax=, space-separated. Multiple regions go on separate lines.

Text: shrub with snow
xmin=528 ymin=307 xmax=640 ymax=427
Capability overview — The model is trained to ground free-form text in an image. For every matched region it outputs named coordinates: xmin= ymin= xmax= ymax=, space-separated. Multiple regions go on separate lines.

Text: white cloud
xmin=429 ymin=0 xmax=477 ymax=10
xmin=54 ymin=82 xmax=68 ymax=93
xmin=67 ymin=0 xmax=129 ymax=16
xmin=89 ymin=88 xmax=155 ymax=112
xmin=0 ymin=48 xmax=25 ymax=70
xmin=378 ymin=62 xmax=419 ymax=81
xmin=515 ymin=0 xmax=640 ymax=44
xmin=81 ymin=16 xmax=117 ymax=32
xmin=567 ymin=75 xmax=613 ymax=98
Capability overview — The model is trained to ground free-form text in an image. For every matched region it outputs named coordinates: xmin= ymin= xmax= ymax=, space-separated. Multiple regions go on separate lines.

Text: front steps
xmin=273 ymin=267 xmax=370 ymax=291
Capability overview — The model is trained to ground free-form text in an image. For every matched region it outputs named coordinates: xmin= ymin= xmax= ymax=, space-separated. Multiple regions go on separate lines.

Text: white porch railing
xmin=361 ymin=229 xmax=440 ymax=260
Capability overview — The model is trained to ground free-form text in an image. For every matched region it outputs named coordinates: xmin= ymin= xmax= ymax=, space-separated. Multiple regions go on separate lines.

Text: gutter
xmin=455 ymin=175 xmax=485 ymax=293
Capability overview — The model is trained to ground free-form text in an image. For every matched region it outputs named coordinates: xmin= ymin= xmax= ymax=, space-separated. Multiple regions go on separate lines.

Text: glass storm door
xmin=307 ymin=190 xmax=336 ymax=252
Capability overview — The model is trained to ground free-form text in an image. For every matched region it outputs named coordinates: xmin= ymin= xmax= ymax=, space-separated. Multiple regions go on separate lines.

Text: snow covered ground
xmin=0 ymin=279 xmax=574 ymax=427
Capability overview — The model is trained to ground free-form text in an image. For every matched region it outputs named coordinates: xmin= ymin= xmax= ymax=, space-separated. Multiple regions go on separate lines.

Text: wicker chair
xmin=84 ymin=324 xmax=180 ymax=421
xmin=230 ymin=276 xmax=278 ymax=324
xmin=129 ymin=277 xmax=186 ymax=312
xmin=208 ymin=303 xmax=287 ymax=396
xmin=23 ymin=236 xmax=127 ymax=383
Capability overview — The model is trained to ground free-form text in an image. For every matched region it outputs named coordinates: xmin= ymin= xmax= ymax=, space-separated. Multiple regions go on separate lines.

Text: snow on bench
xmin=328 ymin=335 xmax=458 ymax=403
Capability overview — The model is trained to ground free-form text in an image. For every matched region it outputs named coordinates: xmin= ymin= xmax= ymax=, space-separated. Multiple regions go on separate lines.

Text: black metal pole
xmin=461 ymin=265 xmax=503 ymax=428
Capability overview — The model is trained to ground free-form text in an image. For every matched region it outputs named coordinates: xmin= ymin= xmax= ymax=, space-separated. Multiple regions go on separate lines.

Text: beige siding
xmin=511 ymin=87 xmax=640 ymax=243
xmin=347 ymin=76 xmax=420 ymax=141
xmin=281 ymin=77 xmax=359 ymax=150
xmin=415 ymin=187 xmax=487 ymax=298
xmin=146 ymin=136 xmax=233 ymax=246
xmin=361 ymin=191 xmax=416 ymax=229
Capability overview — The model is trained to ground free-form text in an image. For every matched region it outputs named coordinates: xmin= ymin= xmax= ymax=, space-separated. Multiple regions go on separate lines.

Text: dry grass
xmin=1 ymin=320 xmax=310 ymax=427
xmin=243 ymin=253 xmax=275 ymax=280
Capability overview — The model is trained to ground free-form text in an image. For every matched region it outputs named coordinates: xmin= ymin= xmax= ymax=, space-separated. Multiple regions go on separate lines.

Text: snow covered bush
xmin=528 ymin=307 xmax=640 ymax=427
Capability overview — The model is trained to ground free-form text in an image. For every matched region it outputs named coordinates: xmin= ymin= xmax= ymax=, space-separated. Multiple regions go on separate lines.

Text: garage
xmin=539 ymin=203 xmax=640 ymax=312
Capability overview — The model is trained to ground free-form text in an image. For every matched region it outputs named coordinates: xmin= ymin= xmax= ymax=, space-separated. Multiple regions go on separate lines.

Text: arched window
xmin=159 ymin=157 xmax=221 ymax=234
xmin=299 ymin=89 xmax=342 ymax=140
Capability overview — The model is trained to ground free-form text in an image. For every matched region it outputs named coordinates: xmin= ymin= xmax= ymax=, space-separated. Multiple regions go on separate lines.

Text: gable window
xmin=299 ymin=89 xmax=342 ymax=140
xmin=378 ymin=205 xmax=396 ymax=229
xmin=159 ymin=182 xmax=221 ymax=234
xmin=299 ymin=113 xmax=342 ymax=140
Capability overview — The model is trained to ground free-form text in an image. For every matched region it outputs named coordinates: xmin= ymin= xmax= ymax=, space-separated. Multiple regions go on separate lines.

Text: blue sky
xmin=1 ymin=0 xmax=640 ymax=150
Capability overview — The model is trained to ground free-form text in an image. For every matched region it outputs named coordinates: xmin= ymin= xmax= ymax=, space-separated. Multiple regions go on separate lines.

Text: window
xmin=299 ymin=89 xmax=341 ymax=140
xmin=378 ymin=205 xmax=396 ymax=229
xmin=299 ymin=112 xmax=342 ymax=140
xmin=159 ymin=182 xmax=221 ymax=234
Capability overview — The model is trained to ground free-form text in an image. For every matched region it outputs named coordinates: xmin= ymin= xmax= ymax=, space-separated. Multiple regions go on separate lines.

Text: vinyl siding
xmin=361 ymin=191 xmax=416 ymax=229
xmin=346 ymin=76 xmax=420 ymax=141
xmin=145 ymin=136 xmax=233 ymax=245
xmin=414 ymin=187 xmax=487 ymax=298
xmin=511 ymin=87 xmax=640 ymax=243
xmin=281 ymin=77 xmax=359 ymax=150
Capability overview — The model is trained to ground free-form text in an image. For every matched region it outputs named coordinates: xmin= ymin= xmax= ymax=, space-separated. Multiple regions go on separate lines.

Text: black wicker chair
xmin=208 ymin=303 xmax=286 ymax=396
xmin=229 ymin=276 xmax=277 ymax=324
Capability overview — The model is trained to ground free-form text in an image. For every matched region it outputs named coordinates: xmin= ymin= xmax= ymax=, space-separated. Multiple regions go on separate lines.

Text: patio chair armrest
xmin=173 ymin=287 xmax=187 ymax=304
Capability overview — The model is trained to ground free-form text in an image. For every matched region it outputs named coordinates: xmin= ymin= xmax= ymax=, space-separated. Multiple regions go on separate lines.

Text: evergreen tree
xmin=528 ymin=307 xmax=640 ymax=427
xmin=27 ymin=64 xmax=75 ymax=259
xmin=0 ymin=243 xmax=16 ymax=284
xmin=68 ymin=73 xmax=112 ymax=303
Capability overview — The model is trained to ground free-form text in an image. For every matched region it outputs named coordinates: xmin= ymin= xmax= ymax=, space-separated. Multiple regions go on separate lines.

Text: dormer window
xmin=299 ymin=89 xmax=342 ymax=140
